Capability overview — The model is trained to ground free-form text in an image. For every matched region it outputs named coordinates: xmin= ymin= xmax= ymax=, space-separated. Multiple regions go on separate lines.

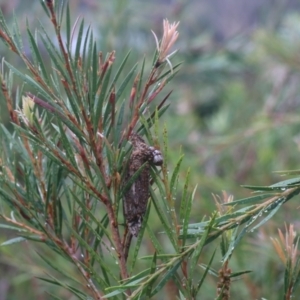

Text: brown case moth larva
xmin=123 ymin=133 xmax=163 ymax=237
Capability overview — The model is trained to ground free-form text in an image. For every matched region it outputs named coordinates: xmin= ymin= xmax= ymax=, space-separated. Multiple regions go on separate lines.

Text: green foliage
xmin=1 ymin=1 xmax=300 ymax=300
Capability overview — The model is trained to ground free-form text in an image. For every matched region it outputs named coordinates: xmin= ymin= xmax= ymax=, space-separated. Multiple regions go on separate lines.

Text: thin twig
xmin=46 ymin=1 xmax=79 ymax=98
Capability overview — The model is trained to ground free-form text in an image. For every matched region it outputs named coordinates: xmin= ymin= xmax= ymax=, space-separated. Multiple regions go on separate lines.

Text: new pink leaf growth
xmin=271 ymin=223 xmax=299 ymax=268
xmin=152 ymin=19 xmax=179 ymax=69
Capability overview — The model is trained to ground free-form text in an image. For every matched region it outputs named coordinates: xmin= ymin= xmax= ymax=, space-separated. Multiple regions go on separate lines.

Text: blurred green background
xmin=1 ymin=0 xmax=300 ymax=299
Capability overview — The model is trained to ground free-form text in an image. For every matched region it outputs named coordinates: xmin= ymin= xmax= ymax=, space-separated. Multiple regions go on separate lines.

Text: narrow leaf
xmin=248 ymin=199 xmax=284 ymax=232
xmin=1 ymin=236 xmax=26 ymax=246
xmin=150 ymin=260 xmax=182 ymax=296
xmin=195 ymin=249 xmax=216 ymax=295
xmin=190 ymin=214 xmax=215 ymax=275
xmin=223 ymin=193 xmax=278 ymax=206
